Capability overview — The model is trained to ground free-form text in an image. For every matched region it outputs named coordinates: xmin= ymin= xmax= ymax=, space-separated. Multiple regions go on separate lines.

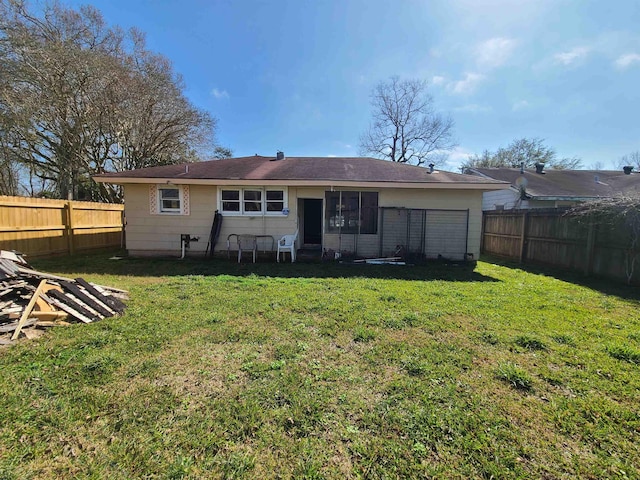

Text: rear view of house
xmin=94 ymin=154 xmax=506 ymax=261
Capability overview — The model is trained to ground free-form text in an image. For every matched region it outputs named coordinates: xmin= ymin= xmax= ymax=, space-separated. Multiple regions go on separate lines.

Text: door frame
xmin=298 ymin=198 xmax=323 ymax=248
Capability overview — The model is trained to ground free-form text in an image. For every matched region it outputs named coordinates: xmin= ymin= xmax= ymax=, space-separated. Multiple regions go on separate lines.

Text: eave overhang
xmin=92 ymin=176 xmax=508 ymax=191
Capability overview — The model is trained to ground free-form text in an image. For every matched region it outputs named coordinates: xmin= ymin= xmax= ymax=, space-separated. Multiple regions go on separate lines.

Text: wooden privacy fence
xmin=0 ymin=196 xmax=124 ymax=258
xmin=482 ymin=208 xmax=640 ymax=285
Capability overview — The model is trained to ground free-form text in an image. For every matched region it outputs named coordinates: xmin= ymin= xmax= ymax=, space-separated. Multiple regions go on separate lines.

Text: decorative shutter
xmin=182 ymin=185 xmax=190 ymax=215
xmin=149 ymin=185 xmax=158 ymax=214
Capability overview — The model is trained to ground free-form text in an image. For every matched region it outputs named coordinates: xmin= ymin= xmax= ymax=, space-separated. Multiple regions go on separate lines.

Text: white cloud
xmin=553 ymin=46 xmax=590 ymax=66
xmin=431 ymin=75 xmax=446 ymax=86
xmin=453 ymin=103 xmax=491 ymax=113
xmin=512 ymin=100 xmax=530 ymax=111
xmin=439 ymin=146 xmax=476 ymax=172
xmin=211 ymin=88 xmax=230 ymax=99
xmin=615 ymin=53 xmax=640 ymax=69
xmin=449 ymin=73 xmax=485 ymax=95
xmin=476 ymin=37 xmax=517 ymax=69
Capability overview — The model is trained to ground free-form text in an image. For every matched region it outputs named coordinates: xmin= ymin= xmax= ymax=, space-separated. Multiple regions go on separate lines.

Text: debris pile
xmin=0 ymin=251 xmax=127 ymax=345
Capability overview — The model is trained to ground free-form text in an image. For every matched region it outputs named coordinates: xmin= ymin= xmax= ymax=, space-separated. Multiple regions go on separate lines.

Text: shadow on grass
xmin=30 ymin=249 xmax=501 ymax=283
xmin=482 ymin=255 xmax=640 ymax=301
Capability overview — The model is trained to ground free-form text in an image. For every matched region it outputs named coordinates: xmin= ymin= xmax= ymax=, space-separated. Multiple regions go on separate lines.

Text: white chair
xmin=277 ymin=230 xmax=298 ymax=263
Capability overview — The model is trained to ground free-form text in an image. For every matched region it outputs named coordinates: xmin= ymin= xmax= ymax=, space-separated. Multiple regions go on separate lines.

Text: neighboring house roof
xmin=94 ymin=155 xmax=507 ymax=190
xmin=467 ymin=167 xmax=640 ymax=200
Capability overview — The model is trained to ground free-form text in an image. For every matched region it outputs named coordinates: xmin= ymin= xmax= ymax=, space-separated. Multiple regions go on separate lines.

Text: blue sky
xmin=68 ymin=0 xmax=640 ymax=171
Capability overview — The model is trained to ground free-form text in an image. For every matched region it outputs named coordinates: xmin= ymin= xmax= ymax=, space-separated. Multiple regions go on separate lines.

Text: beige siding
xmin=124 ymin=184 xmax=216 ymax=255
xmin=124 ymin=184 xmax=298 ymax=255
xmin=124 ymin=184 xmax=484 ymax=259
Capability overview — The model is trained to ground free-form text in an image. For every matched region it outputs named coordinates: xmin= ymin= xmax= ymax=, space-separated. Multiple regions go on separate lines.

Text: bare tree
xmin=359 ymin=77 xmax=455 ymax=166
xmin=567 ymin=195 xmax=640 ymax=284
xmin=0 ymin=0 xmax=220 ymax=202
xmin=461 ymin=138 xmax=582 ymax=172
xmin=616 ymin=151 xmax=640 ymax=171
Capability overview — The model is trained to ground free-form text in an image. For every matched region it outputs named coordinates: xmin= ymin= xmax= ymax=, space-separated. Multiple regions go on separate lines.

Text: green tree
xmin=461 ymin=138 xmax=582 ymax=172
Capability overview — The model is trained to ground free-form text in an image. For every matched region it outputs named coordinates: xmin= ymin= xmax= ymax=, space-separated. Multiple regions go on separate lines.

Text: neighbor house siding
xmin=482 ymin=189 xmax=524 ymax=211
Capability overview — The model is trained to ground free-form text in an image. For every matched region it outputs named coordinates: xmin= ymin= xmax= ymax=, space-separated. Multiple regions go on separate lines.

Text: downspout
xmin=338 ymin=191 xmax=342 ymax=254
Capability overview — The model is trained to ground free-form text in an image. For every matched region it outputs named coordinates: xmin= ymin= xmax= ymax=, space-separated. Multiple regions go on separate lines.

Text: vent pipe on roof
xmin=428 ymin=163 xmax=435 ymax=173
xmin=535 ymin=162 xmax=545 ymax=174
xmin=623 ymin=165 xmax=633 ymax=175
xmin=520 ymin=162 xmax=525 ymax=174
xmin=276 ymin=151 xmax=285 ymax=161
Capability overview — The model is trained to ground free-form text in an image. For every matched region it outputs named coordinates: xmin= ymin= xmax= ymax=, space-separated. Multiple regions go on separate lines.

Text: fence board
xmin=0 ymin=196 xmax=124 ymax=258
xmin=482 ymin=209 xmax=640 ymax=285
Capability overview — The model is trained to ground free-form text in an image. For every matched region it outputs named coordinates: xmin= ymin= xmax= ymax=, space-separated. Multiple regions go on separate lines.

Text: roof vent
xmin=623 ymin=165 xmax=633 ymax=175
xmin=276 ymin=151 xmax=285 ymax=161
xmin=520 ymin=162 xmax=525 ymax=174
xmin=428 ymin=163 xmax=435 ymax=173
xmin=535 ymin=162 xmax=545 ymax=174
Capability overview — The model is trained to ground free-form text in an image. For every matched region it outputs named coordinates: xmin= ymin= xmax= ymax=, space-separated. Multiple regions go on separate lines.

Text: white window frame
xmin=219 ymin=187 xmax=288 ymax=216
xmin=157 ymin=185 xmax=184 ymax=215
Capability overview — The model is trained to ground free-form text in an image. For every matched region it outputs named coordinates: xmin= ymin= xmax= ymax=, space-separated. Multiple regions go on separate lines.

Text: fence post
xmin=518 ymin=211 xmax=528 ymax=263
xmin=65 ymin=201 xmax=75 ymax=255
xmin=584 ymin=222 xmax=596 ymax=276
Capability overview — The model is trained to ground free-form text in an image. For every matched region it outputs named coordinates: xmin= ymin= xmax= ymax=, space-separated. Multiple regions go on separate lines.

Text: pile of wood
xmin=0 ymin=250 xmax=127 ymax=345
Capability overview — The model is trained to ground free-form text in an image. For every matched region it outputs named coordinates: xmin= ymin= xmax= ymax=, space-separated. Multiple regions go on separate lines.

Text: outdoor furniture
xmin=277 ymin=230 xmax=298 ymax=263
xmin=227 ymin=234 xmax=275 ymax=259
xmin=237 ymin=234 xmax=257 ymax=263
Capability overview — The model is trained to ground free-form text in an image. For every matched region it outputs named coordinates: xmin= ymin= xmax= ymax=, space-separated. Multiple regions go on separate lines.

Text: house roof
xmin=94 ymin=155 xmax=507 ymax=189
xmin=467 ymin=167 xmax=640 ymax=199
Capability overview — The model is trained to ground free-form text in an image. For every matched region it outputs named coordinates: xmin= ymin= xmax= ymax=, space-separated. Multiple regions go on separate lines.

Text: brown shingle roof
xmin=94 ymin=155 xmax=505 ymax=185
xmin=468 ymin=167 xmax=640 ymax=198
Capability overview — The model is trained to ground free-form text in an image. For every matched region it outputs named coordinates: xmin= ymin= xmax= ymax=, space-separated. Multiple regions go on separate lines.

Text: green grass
xmin=1 ymin=252 xmax=639 ymax=479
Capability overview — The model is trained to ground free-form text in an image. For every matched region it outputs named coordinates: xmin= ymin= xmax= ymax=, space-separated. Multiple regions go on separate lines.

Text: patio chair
xmin=277 ymin=229 xmax=298 ymax=263
xmin=237 ymin=234 xmax=257 ymax=263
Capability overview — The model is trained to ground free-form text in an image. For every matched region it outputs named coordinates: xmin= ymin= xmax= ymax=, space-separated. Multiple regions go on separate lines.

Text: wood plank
xmin=75 ymin=278 xmax=126 ymax=313
xmin=43 ymin=293 xmax=94 ymax=324
xmin=16 ymin=266 xmax=128 ymax=294
xmin=0 ymin=318 xmax=37 ymax=333
xmin=23 ymin=328 xmax=45 ymax=340
xmin=47 ymin=290 xmax=101 ymax=321
xmin=60 ymin=281 xmax=114 ymax=317
xmin=35 ymin=320 xmax=71 ymax=327
xmin=11 ymin=279 xmax=47 ymax=340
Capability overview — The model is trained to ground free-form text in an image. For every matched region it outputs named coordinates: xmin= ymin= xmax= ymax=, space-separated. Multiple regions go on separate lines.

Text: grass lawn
xmin=1 ymin=253 xmax=639 ymax=479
